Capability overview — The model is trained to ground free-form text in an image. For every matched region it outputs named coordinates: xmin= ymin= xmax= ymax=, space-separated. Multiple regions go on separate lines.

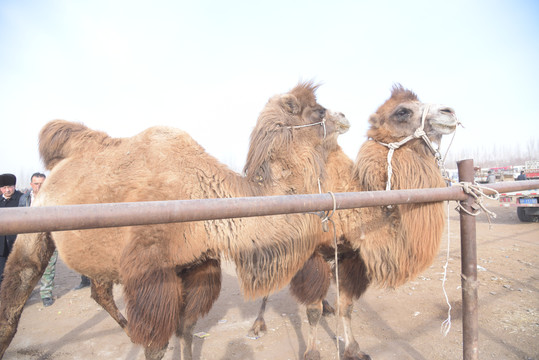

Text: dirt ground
xmin=3 ymin=199 xmax=538 ymax=360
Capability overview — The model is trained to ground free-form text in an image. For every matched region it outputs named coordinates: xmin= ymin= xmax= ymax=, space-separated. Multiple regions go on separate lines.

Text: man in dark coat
xmin=517 ymin=171 xmax=527 ymax=181
xmin=0 ymin=173 xmax=23 ymax=285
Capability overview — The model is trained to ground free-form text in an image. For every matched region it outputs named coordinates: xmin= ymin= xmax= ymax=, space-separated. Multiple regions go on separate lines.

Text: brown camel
xmin=247 ymin=84 xmax=459 ymax=360
xmin=0 ymin=82 xmax=350 ymax=360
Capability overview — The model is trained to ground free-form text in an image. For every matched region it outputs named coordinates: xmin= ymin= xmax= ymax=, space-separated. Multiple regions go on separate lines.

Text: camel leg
xmin=248 ymin=295 xmax=331 ymax=340
xmin=176 ymin=257 xmax=222 ymax=360
xmin=304 ymin=302 xmax=323 ymax=360
xmin=177 ymin=317 xmax=196 ymax=360
xmin=0 ymin=232 xmax=56 ymax=358
xmin=289 ymin=253 xmax=331 ymax=360
xmin=90 ymin=280 xmax=129 ymax=337
xmin=338 ymin=292 xmax=370 ymax=360
xmin=337 ymin=253 xmax=371 ymax=360
xmin=247 ymin=295 xmax=268 ymax=338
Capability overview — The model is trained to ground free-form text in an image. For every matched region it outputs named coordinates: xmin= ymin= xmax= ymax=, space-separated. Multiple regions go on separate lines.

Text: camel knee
xmin=306 ymin=304 xmax=323 ymax=326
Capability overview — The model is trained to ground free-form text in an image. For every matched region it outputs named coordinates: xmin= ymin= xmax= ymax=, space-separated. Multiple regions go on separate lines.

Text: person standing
xmin=0 ymin=173 xmax=23 ymax=285
xmin=516 ymin=170 xmax=527 ymax=181
xmin=18 ymin=172 xmax=46 ymax=206
xmin=19 ymin=173 xmax=57 ymax=307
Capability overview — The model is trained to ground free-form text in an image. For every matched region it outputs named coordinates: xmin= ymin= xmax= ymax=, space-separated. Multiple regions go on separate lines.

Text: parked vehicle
xmin=499 ymin=161 xmax=539 ymax=222
xmin=523 ymin=160 xmax=539 ymax=179
xmin=499 ymin=189 xmax=539 ymax=222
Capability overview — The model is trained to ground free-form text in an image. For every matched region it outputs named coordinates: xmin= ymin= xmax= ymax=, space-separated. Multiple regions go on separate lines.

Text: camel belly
xmin=52 ymin=227 xmax=126 ymax=282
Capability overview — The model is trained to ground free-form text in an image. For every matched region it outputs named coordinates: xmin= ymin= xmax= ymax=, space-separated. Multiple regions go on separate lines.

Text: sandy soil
xmin=3 ymin=199 xmax=538 ymax=360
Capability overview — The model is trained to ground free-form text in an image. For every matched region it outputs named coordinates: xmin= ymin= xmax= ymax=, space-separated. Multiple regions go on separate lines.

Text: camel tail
xmin=38 ymin=120 xmax=114 ymax=170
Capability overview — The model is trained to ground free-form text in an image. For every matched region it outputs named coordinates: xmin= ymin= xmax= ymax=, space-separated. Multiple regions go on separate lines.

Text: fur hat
xmin=0 ymin=173 xmax=16 ymax=187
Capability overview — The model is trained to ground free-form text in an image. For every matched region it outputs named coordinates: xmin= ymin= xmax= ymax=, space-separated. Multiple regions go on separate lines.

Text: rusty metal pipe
xmin=0 ymin=187 xmax=463 ymax=235
xmin=458 ymin=159 xmax=479 ymax=360
xmin=1 ymin=180 xmax=538 ymax=235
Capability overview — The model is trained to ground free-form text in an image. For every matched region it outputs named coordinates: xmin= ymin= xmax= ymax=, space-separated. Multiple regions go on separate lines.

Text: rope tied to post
xmin=453 ymin=181 xmax=499 ymax=225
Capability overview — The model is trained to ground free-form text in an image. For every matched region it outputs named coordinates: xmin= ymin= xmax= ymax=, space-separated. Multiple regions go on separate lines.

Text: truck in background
xmin=499 ymin=160 xmax=539 ymax=222
xmin=522 ymin=160 xmax=539 ymax=179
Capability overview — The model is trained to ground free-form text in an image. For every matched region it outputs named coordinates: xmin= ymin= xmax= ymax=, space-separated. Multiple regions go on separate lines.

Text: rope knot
xmin=454 ymin=181 xmax=499 ymax=226
xmin=414 ymin=128 xmax=426 ymax=138
xmin=319 ymin=191 xmax=336 ymax=232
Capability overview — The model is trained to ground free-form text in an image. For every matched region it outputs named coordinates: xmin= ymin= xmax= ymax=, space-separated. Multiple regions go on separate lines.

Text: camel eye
xmin=394 ymin=108 xmax=410 ymax=121
xmin=318 ymin=108 xmax=326 ymax=117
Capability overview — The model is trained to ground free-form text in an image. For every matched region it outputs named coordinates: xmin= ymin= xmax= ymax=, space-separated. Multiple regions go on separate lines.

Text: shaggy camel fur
xmin=0 ymin=82 xmax=350 ymax=360
xmin=247 ymin=85 xmax=459 ymax=360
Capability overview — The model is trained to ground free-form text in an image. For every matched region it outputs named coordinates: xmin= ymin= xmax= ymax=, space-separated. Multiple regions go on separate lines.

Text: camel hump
xmin=38 ymin=120 xmax=113 ymax=170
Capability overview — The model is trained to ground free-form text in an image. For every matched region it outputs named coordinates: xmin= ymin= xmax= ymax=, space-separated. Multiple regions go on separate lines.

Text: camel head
xmin=367 ymin=84 xmax=458 ymax=146
xmin=243 ymin=81 xmax=349 ymax=189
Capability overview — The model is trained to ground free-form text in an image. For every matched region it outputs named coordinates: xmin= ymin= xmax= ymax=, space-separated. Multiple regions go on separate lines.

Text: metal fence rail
xmin=1 ymin=177 xmax=537 ymax=235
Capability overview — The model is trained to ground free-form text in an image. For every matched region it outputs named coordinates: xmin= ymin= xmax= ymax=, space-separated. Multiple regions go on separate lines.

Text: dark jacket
xmin=0 ymin=190 xmax=23 ymax=256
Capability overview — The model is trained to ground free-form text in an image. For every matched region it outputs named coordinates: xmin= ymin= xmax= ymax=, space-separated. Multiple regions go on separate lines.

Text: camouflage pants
xmin=40 ymin=249 xmax=58 ymax=299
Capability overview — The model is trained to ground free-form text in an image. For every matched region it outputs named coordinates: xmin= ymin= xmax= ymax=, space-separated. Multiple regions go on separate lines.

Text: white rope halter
xmin=376 ymin=105 xmax=444 ymax=191
xmin=287 ymin=118 xmax=327 ymax=139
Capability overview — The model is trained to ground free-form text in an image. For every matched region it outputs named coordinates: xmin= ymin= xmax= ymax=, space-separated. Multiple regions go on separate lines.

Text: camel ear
xmin=368 ymin=113 xmax=382 ymax=128
xmin=280 ymin=94 xmax=301 ymax=115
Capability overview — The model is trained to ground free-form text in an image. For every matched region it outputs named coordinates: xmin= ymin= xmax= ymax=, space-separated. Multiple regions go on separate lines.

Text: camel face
xmin=368 ymin=85 xmax=458 ymax=145
xmin=424 ymin=103 xmax=458 ymax=136
xmin=327 ymin=111 xmax=350 ymax=135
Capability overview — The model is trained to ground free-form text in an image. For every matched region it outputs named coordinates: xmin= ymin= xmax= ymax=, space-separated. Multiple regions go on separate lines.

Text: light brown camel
xmin=247 ymin=85 xmax=458 ymax=360
xmin=0 ymin=82 xmax=350 ymax=360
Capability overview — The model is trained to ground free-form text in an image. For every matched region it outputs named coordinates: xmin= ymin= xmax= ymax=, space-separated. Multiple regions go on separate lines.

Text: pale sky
xmin=1 ymin=0 xmax=538 ymax=185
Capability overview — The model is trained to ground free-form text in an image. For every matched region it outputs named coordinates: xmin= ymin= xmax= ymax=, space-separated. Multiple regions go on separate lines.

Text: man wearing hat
xmin=0 ymin=173 xmax=24 ymax=285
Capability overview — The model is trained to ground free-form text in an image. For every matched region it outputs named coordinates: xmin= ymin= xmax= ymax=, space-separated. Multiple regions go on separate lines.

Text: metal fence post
xmin=457 ymin=159 xmax=479 ymax=360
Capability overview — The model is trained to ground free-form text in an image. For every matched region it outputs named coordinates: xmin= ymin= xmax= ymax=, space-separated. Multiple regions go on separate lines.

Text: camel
xmin=0 ymin=82 xmax=351 ymax=360
xmin=247 ymin=84 xmax=458 ymax=360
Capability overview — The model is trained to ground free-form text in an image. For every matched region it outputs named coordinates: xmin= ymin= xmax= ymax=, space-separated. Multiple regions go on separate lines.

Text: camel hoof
xmin=247 ymin=319 xmax=267 ymax=338
xmin=343 ymin=342 xmax=371 ymax=360
xmin=144 ymin=344 xmax=168 ymax=360
xmin=343 ymin=350 xmax=371 ymax=360
xmin=304 ymin=349 xmax=321 ymax=360
xmin=344 ymin=354 xmax=371 ymax=360
xmin=322 ymin=299 xmax=335 ymax=316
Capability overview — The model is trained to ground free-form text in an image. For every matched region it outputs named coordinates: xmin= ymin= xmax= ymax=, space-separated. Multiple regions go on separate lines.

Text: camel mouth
xmin=337 ymin=119 xmax=351 ymax=134
xmin=431 ymin=122 xmax=457 ymax=135
xmin=327 ymin=111 xmax=350 ymax=134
